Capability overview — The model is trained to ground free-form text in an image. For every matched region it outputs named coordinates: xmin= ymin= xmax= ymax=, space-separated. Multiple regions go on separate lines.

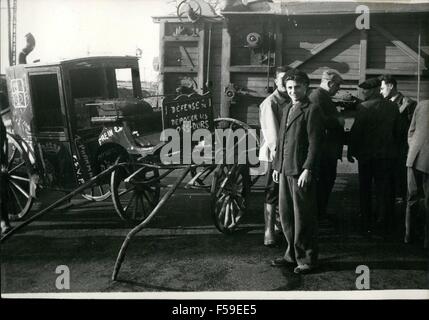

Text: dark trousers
xmin=278 ymin=173 xmax=318 ymax=266
xmin=264 ymin=162 xmax=279 ymax=205
xmin=316 ymin=157 xmax=337 ymax=217
xmin=395 ymin=155 xmax=408 ymax=201
xmin=406 ymin=167 xmax=429 ymax=248
xmin=358 ymin=158 xmax=395 ymax=235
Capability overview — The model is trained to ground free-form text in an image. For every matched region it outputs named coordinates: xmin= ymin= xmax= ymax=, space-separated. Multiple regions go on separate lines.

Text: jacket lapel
xmin=286 ymin=99 xmax=309 ymax=131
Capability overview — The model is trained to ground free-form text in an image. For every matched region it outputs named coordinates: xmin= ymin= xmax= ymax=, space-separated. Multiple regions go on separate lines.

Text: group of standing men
xmin=259 ymin=67 xmax=429 ymax=274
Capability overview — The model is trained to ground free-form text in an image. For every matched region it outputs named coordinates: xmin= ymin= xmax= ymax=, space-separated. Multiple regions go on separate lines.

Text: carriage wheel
xmin=3 ymin=134 xmax=36 ymax=220
xmin=81 ymin=146 xmax=127 ymax=202
xmin=111 ymin=164 xmax=160 ymax=224
xmin=213 ymin=118 xmax=260 ymax=148
xmin=81 ymin=184 xmax=111 ymax=202
xmin=213 ymin=118 xmax=260 ymax=165
xmin=211 ymin=164 xmax=250 ymax=233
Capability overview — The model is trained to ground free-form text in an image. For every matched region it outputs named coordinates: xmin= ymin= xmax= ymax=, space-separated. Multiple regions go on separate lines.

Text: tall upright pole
xmin=7 ymin=0 xmax=11 ymax=66
xmin=11 ymin=0 xmax=16 ymax=66
xmin=0 ymin=2 xmax=2 ymax=72
xmin=417 ymin=18 xmax=421 ymax=103
xmin=6 ymin=0 xmax=16 ymax=66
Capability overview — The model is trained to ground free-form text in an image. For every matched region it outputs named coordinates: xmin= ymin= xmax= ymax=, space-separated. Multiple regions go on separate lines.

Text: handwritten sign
xmin=162 ymin=93 xmax=214 ymax=134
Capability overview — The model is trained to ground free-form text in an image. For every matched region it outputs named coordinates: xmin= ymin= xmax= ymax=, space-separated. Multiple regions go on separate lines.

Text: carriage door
xmin=28 ymin=68 xmax=76 ymax=189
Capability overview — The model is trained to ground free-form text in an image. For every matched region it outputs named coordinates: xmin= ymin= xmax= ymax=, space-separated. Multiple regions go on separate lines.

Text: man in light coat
xmin=259 ymin=66 xmax=290 ymax=246
xmin=405 ymin=100 xmax=429 ymax=249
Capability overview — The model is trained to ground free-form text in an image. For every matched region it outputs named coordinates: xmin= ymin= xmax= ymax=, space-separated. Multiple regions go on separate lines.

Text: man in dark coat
xmin=405 ymin=100 xmax=429 ymax=249
xmin=271 ymin=69 xmax=323 ymax=274
xmin=309 ymin=70 xmax=345 ymax=219
xmin=380 ymin=75 xmax=417 ymax=201
xmin=1 ymin=116 xmax=11 ymax=234
xmin=348 ymin=78 xmax=400 ymax=238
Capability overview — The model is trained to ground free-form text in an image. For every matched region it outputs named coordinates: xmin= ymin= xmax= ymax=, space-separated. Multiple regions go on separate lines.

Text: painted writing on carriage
xmin=98 ymin=126 xmax=123 ymax=144
xmin=76 ymin=139 xmax=94 ymax=179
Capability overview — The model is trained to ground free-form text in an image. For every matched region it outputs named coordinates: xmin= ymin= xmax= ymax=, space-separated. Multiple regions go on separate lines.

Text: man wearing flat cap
xmin=309 ymin=70 xmax=345 ymax=219
xmin=271 ymin=69 xmax=323 ymax=274
xmin=348 ymin=78 xmax=400 ymax=238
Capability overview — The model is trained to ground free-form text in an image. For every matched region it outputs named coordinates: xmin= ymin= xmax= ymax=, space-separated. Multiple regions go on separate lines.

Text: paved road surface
xmin=1 ymin=168 xmax=428 ymax=294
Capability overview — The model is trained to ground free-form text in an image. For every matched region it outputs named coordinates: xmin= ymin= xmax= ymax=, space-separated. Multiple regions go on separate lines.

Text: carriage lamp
xmin=245 ymin=32 xmax=262 ymax=49
xmin=225 ymin=84 xmax=238 ymax=101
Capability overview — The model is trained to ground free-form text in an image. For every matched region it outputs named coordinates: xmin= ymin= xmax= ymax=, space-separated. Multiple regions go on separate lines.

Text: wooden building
xmin=153 ymin=1 xmax=429 ymax=127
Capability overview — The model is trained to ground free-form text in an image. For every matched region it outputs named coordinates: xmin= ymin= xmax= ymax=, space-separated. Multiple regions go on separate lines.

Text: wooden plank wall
xmin=159 ymin=12 xmax=429 ymax=125
xmin=207 ymin=23 xmax=223 ymax=118
xmin=160 ymin=21 xmax=203 ymax=96
xmin=283 ymin=15 xmax=361 ymax=80
xmin=368 ymin=14 xmax=429 ymax=101
xmin=164 ymin=42 xmax=200 ymax=67
xmin=223 ymin=13 xmax=429 ymax=124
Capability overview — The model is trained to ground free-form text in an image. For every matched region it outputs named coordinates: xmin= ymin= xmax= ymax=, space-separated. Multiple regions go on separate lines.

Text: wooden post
xmin=111 ymin=165 xmax=192 ymax=281
xmin=158 ymin=21 xmax=166 ymax=97
xmin=198 ymin=22 xmax=206 ymax=94
xmin=417 ymin=18 xmax=422 ymax=103
xmin=220 ymin=19 xmax=231 ymax=118
xmin=359 ymin=29 xmax=368 ymax=85
xmin=205 ymin=23 xmax=213 ymax=92
xmin=275 ymin=17 xmax=283 ymax=68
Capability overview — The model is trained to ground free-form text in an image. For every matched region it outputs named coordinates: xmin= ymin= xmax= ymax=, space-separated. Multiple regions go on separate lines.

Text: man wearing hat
xmin=309 ymin=70 xmax=345 ymax=219
xmin=271 ymin=69 xmax=323 ymax=274
xmin=348 ymin=78 xmax=400 ymax=238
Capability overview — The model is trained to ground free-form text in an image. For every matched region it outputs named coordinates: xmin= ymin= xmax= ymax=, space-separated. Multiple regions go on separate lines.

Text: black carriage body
xmin=5 ymin=56 xmax=158 ymax=190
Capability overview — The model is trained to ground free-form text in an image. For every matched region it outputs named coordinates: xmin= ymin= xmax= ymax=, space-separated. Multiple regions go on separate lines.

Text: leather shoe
xmin=264 ymin=240 xmax=277 ymax=247
xmin=293 ymin=264 xmax=315 ymax=274
xmin=270 ymin=258 xmax=295 ymax=267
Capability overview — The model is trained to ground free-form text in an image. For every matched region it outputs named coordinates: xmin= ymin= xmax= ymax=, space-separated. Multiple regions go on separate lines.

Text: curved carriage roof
xmin=8 ymin=56 xmax=139 ymax=70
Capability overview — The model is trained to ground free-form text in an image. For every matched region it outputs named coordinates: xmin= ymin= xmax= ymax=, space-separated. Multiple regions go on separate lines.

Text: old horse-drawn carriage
xmin=1 ymin=55 xmax=260 ymax=234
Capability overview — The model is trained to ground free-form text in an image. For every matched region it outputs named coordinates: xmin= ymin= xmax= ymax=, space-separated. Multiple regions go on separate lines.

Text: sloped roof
xmin=221 ymin=1 xmax=429 ymax=15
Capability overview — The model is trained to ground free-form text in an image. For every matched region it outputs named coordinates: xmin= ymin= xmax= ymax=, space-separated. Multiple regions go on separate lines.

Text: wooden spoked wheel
xmin=213 ymin=118 xmax=260 ymax=164
xmin=211 ymin=164 xmax=250 ymax=233
xmin=111 ymin=163 xmax=160 ymax=224
xmin=3 ymin=134 xmax=36 ymax=220
xmin=81 ymin=147 xmax=126 ymax=202
xmin=81 ymin=184 xmax=111 ymax=202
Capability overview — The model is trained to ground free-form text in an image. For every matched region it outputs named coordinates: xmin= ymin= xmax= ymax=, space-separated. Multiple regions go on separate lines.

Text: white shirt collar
xmin=390 ymin=93 xmax=401 ymax=102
